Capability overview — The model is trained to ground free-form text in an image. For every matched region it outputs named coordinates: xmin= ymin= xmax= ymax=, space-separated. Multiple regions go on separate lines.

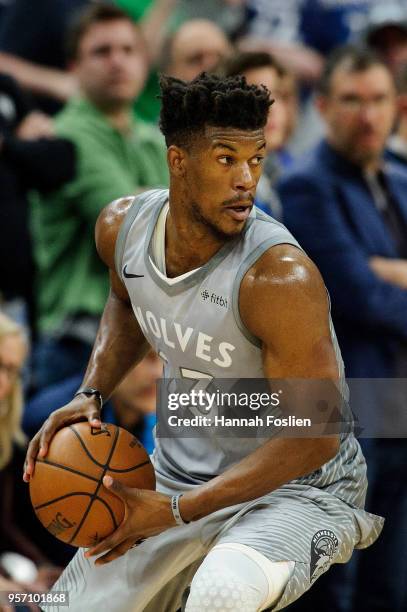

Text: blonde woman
xmin=0 ymin=311 xmax=61 ymax=592
xmin=0 ymin=311 xmax=27 ymax=472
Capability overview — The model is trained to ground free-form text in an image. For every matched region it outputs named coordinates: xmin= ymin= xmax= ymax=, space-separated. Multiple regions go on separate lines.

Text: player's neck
xmin=164 ymin=197 xmax=225 ymax=278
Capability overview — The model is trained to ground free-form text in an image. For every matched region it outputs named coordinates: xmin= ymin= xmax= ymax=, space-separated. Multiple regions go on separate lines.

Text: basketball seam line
xmin=68 ymin=423 xmax=150 ymax=474
xmin=34 ymin=491 xmax=93 ymax=510
xmin=71 ymin=425 xmax=151 ymax=475
xmin=68 ymin=425 xmax=107 ymax=468
xmin=36 ymin=458 xmax=100 ymax=483
xmin=108 ymin=459 xmax=151 ymax=473
xmin=90 ymin=495 xmax=118 ymax=532
xmin=67 ymin=426 xmax=120 ymax=545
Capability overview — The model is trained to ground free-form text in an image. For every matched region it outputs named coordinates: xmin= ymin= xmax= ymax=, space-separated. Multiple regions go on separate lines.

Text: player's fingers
xmin=84 ymin=525 xmax=129 ymax=558
xmin=103 ymin=475 xmax=133 ymax=501
xmin=38 ymin=412 xmax=64 ymax=457
xmin=23 ymin=432 xmax=41 ymax=481
xmin=94 ymin=537 xmax=135 ymax=565
xmin=87 ymin=408 xmax=101 ymax=427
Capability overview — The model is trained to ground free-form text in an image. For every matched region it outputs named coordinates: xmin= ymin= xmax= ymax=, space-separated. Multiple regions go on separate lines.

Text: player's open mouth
xmin=224 ymin=205 xmax=252 ymax=221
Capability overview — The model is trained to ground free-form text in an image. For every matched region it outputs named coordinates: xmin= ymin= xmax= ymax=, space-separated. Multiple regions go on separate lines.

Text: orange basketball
xmin=29 ymin=422 xmax=155 ymax=548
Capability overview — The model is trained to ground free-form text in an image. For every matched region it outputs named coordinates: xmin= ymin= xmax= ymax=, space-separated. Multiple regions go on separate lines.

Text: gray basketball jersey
xmin=115 ymin=189 xmax=367 ymax=509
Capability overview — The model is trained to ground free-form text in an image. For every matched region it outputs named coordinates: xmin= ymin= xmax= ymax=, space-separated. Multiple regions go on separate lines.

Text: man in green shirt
xmin=31 ymin=4 xmax=168 ymax=389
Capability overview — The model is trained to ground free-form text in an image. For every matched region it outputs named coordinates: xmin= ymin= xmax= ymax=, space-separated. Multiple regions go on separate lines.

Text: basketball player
xmin=23 ymin=74 xmax=383 ymax=611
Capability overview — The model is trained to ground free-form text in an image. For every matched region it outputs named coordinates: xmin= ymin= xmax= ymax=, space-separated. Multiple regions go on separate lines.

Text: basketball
xmin=29 ymin=422 xmax=156 ymax=548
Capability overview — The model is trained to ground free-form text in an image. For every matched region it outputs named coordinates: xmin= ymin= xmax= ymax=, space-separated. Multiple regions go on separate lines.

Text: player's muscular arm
xmin=23 ymin=197 xmax=150 ymax=482
xmin=83 ymin=198 xmax=150 ymax=398
xmin=180 ymin=245 xmax=341 ymax=521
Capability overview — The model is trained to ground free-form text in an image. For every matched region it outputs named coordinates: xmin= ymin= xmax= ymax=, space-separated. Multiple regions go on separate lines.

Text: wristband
xmin=74 ymin=387 xmax=104 ymax=410
xmin=171 ymin=494 xmax=189 ymax=526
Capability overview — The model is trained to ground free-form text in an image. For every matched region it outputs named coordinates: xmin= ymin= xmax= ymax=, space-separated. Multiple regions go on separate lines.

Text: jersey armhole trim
xmin=114 ymin=190 xmax=161 ymax=281
xmin=232 ymin=232 xmax=302 ymax=348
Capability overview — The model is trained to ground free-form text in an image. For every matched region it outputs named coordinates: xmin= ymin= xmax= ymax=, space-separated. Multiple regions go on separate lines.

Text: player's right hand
xmin=23 ymin=396 xmax=102 ymax=483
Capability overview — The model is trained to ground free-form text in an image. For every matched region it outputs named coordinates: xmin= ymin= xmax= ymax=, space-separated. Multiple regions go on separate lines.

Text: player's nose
xmin=233 ymin=162 xmax=256 ymax=191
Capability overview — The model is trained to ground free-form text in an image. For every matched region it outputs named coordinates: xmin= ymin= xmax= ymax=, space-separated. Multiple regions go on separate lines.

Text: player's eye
xmin=250 ymin=156 xmax=265 ymax=166
xmin=218 ymin=156 xmax=234 ymax=165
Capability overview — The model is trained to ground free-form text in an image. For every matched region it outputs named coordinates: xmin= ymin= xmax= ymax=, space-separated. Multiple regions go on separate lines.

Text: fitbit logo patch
xmin=201 ymin=289 xmax=228 ymax=309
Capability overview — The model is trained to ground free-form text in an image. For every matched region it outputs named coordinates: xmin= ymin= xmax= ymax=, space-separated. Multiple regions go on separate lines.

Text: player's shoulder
xmin=241 ymin=243 xmax=324 ymax=298
xmin=95 ymin=196 xmax=136 ymax=268
xmin=95 ymin=189 xmax=168 ymax=268
xmin=239 ymin=244 xmax=329 ymax=338
xmin=96 ymin=195 xmax=136 ymax=241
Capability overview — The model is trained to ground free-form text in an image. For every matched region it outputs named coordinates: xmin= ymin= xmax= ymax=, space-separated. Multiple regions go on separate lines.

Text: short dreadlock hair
xmin=159 ymin=72 xmax=273 ymax=148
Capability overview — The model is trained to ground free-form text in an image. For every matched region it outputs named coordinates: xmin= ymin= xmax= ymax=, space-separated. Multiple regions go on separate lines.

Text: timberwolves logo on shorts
xmin=310 ymin=530 xmax=339 ymax=583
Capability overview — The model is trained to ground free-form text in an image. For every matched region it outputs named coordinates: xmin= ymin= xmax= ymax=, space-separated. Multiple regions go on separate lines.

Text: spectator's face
xmin=169 ymin=21 xmax=232 ymax=82
xmin=171 ymin=126 xmax=265 ymax=239
xmin=0 ymin=334 xmax=25 ymax=402
xmin=318 ymin=64 xmax=396 ymax=167
xmin=243 ymin=66 xmax=288 ymax=152
xmin=74 ymin=19 xmax=148 ymax=108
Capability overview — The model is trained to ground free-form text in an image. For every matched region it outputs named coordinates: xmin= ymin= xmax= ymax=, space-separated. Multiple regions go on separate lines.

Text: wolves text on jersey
xmin=134 ymin=306 xmax=236 ymax=368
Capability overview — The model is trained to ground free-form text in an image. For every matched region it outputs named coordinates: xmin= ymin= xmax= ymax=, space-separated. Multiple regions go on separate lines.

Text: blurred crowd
xmin=1 ymin=0 xmax=407 ymax=610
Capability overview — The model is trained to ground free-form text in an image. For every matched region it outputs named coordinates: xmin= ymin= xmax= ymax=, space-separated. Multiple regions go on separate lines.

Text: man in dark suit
xmin=279 ymin=45 xmax=407 ymax=611
xmin=387 ymin=61 xmax=407 ymax=166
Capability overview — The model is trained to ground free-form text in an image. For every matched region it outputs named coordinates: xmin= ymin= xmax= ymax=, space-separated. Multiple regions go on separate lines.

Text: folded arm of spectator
xmin=237 ymin=38 xmax=324 ymax=85
xmin=369 ymin=256 xmax=407 ymax=290
xmin=0 ymin=134 xmax=76 ymax=192
xmin=0 ymin=52 xmax=78 ymax=102
xmin=139 ymin=0 xmax=178 ymax=65
xmin=15 ymin=111 xmax=54 ymax=140
xmin=280 ymin=174 xmax=407 ymax=339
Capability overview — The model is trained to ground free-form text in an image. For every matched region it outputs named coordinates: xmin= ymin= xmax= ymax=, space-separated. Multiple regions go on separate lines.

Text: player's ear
xmin=167 ymin=145 xmax=187 ymax=178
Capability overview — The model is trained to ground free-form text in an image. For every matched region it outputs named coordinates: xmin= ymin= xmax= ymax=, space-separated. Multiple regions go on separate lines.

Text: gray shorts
xmin=44 ymin=473 xmax=383 ymax=612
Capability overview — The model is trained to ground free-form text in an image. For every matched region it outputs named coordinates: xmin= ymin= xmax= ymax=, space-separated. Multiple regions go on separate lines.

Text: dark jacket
xmin=278 ymin=139 xmax=407 ymax=377
xmin=0 ymin=73 xmax=75 ymax=318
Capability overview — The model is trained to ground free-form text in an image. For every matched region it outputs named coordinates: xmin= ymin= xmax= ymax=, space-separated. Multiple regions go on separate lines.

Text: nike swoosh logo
xmin=123 ymin=264 xmax=144 ymax=278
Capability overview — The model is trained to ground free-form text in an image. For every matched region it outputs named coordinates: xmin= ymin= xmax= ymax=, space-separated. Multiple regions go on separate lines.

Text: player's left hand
xmin=84 ymin=476 xmax=177 ymax=565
